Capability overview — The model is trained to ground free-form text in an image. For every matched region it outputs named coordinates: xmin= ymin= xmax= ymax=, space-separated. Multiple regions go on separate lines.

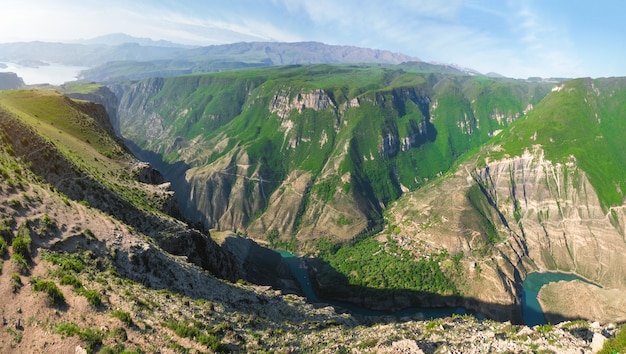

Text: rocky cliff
xmin=0 ymin=72 xmax=25 ymax=90
xmin=385 ymin=78 xmax=626 ymax=321
xmin=472 ymin=148 xmax=626 ymax=288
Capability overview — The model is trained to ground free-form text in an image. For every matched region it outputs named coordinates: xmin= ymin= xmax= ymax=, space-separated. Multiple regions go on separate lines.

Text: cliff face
xmin=0 ymin=72 xmax=25 ymax=90
xmin=64 ymin=85 xmax=121 ymax=134
xmin=384 ymin=148 xmax=626 ymax=320
xmin=472 ymin=149 xmax=626 ymax=288
xmin=113 ymin=66 xmax=550 ymax=246
xmin=385 ymin=78 xmax=626 ymax=318
xmin=110 ymin=77 xmax=166 ymax=142
xmin=269 ymin=88 xmax=336 ymax=119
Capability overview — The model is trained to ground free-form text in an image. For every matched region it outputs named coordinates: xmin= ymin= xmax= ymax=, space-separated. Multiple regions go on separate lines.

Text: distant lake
xmin=0 ymin=62 xmax=89 ymax=85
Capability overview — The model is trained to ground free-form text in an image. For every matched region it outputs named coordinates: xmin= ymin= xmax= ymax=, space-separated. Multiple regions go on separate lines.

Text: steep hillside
xmin=0 ymin=90 xmax=238 ymax=281
xmin=383 ymin=77 xmax=626 ymax=321
xmin=0 ymin=90 xmax=616 ymax=353
xmin=114 ymin=65 xmax=552 ymax=250
xmin=61 ymin=82 xmax=121 ymax=135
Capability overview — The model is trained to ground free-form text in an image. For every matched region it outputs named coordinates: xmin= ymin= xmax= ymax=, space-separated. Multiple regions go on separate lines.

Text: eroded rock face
xmin=113 ymin=71 xmax=548 ymax=247
xmin=111 ymin=77 xmax=167 ymax=143
xmin=387 ymin=146 xmax=626 ymax=319
xmin=182 ymin=149 xmax=260 ymax=233
xmin=270 ymin=88 xmax=335 ymax=119
xmin=473 ymin=148 xmax=626 ymax=289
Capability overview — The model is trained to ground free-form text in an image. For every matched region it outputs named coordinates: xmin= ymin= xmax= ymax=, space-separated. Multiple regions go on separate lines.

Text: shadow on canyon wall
xmin=283 ymin=252 xmax=594 ymax=326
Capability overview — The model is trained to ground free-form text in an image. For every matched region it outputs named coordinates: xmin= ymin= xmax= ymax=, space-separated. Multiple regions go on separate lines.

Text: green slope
xmin=490 ymin=77 xmax=626 ymax=208
xmin=0 ymin=89 xmax=168 ymax=214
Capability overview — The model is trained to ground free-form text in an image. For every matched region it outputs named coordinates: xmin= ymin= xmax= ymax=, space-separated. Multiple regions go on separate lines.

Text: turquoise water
xmin=278 ymin=251 xmax=320 ymax=302
xmin=281 ymin=251 xmax=597 ymax=324
xmin=278 ymin=250 xmax=474 ymax=319
xmin=521 ymin=272 xmax=597 ymax=326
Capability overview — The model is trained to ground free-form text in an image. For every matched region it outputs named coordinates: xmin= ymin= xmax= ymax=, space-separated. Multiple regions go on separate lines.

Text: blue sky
xmin=1 ymin=0 xmax=624 ymax=78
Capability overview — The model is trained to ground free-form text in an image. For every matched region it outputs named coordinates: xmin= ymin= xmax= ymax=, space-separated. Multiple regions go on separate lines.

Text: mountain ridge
xmin=73 ymin=33 xmax=196 ymax=48
xmin=382 ymin=77 xmax=626 ymax=321
xmin=1 ymin=36 xmax=424 ymax=83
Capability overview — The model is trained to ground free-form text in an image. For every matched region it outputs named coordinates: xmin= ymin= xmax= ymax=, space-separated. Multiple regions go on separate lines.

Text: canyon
xmin=0 ymin=52 xmax=625 ymax=351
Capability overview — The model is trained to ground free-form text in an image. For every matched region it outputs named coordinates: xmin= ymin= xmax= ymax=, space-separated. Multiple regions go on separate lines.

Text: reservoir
xmin=0 ymin=62 xmax=89 ymax=85
xmin=521 ymin=272 xmax=597 ymax=326
xmin=280 ymin=251 xmax=596 ymax=325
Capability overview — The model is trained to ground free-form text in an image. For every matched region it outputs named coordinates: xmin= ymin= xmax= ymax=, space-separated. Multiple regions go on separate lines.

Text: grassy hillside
xmin=0 ymin=90 xmax=122 ymax=157
xmin=0 ymin=90 xmax=168 ymax=214
xmin=489 ymin=77 xmax=626 ymax=208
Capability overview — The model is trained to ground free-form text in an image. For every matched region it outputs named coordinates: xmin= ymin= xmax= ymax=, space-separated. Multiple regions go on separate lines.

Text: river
xmin=280 ymin=250 xmax=594 ymax=325
xmin=521 ymin=271 xmax=597 ymax=326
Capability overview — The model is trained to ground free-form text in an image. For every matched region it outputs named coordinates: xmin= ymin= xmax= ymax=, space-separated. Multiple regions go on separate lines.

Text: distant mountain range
xmin=0 ymin=33 xmax=422 ymax=82
xmin=72 ymin=32 xmax=197 ymax=48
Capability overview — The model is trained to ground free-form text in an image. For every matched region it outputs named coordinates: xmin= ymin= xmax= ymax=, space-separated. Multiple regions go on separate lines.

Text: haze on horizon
xmin=0 ymin=0 xmax=624 ymax=79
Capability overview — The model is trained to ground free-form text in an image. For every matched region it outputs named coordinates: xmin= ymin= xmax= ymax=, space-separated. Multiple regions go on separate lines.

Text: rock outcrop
xmin=270 ymin=88 xmax=336 ymax=119
xmin=0 ymin=72 xmax=25 ymax=90
xmin=471 ymin=148 xmax=626 ymax=288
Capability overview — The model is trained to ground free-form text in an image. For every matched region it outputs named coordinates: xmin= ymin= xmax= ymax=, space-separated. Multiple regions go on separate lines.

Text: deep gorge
xmin=103 ymin=68 xmax=626 ymax=325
